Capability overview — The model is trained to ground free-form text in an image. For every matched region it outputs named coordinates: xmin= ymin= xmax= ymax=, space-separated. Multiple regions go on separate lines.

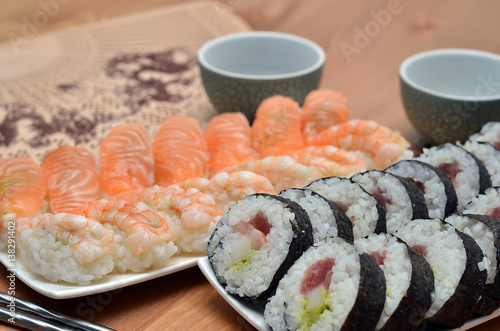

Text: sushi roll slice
xmin=207 ymin=193 xmax=313 ymax=305
xmin=264 ymin=238 xmax=386 ymax=331
xmin=469 ymin=121 xmax=500 ymax=149
xmin=394 ymin=218 xmax=486 ymax=328
xmin=354 ymin=233 xmax=434 ymax=331
xmin=461 ymin=141 xmax=500 ymax=186
xmin=305 ymin=176 xmax=386 ymax=240
xmin=463 ymin=186 xmax=500 ymax=218
xmin=445 ymin=213 xmax=500 ymax=315
xmin=279 ymin=188 xmax=354 ymax=242
xmin=416 ymin=143 xmax=491 ymax=211
xmin=351 ymin=170 xmax=428 ymax=234
xmin=385 ymin=159 xmax=458 ymax=219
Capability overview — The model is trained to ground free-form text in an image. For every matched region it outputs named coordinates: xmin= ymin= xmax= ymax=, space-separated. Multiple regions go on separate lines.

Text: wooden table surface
xmin=1 ymin=0 xmax=500 ymax=330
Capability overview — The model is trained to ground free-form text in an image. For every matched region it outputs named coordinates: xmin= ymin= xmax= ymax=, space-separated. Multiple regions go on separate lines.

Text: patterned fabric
xmin=0 ymin=1 xmax=250 ymax=163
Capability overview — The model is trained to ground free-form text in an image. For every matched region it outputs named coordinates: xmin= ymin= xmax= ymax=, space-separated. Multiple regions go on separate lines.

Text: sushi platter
xmin=0 ymin=252 xmax=202 ymax=299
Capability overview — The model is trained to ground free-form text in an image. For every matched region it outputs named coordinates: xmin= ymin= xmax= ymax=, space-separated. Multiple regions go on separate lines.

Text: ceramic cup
xmin=400 ymin=48 xmax=500 ymax=144
xmin=197 ymin=31 xmax=325 ymax=123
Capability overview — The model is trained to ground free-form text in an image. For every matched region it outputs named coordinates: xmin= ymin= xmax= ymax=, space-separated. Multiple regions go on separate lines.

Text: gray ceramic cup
xmin=197 ymin=31 xmax=325 ymax=123
xmin=400 ymin=48 xmax=500 ymax=144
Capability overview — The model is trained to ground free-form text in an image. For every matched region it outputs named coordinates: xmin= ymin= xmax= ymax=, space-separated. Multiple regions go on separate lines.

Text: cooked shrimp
xmin=16 ymin=213 xmax=115 ymax=284
xmin=73 ymin=199 xmax=175 ymax=255
xmin=18 ymin=213 xmax=114 ymax=263
xmin=99 ymin=123 xmax=154 ymax=196
xmin=307 ymin=119 xmax=412 ymax=169
xmin=290 ymin=145 xmax=366 ymax=177
xmin=204 ymin=112 xmax=258 ymax=176
xmin=128 ymin=185 xmax=223 ymax=253
xmin=224 ymin=156 xmax=322 ymax=192
xmin=131 ymin=185 xmax=223 ymax=229
xmin=0 ymin=156 xmax=47 ymax=216
xmin=153 ymin=116 xmax=209 ymax=186
xmin=251 ymin=96 xmax=305 ymax=157
xmin=179 ymin=171 xmax=276 ymax=212
xmin=301 ymin=89 xmax=349 ymax=142
xmin=40 ymin=146 xmax=100 ymax=213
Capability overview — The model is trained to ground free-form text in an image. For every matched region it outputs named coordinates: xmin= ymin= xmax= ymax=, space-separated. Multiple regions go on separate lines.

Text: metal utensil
xmin=0 ymin=292 xmax=115 ymax=331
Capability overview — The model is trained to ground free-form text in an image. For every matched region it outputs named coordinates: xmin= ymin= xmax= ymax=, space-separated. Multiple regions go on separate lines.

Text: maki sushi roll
xmin=469 ymin=121 xmax=500 ymax=149
xmin=351 ymin=170 xmax=428 ymax=234
xmin=207 ymin=193 xmax=313 ymax=305
xmin=264 ymin=237 xmax=386 ymax=331
xmin=394 ymin=218 xmax=486 ymax=328
xmin=445 ymin=213 xmax=500 ymax=315
xmin=461 ymin=141 xmax=500 ymax=186
xmin=279 ymin=188 xmax=353 ymax=242
xmin=385 ymin=159 xmax=458 ymax=219
xmin=416 ymin=143 xmax=491 ymax=211
xmin=354 ymin=233 xmax=434 ymax=330
xmin=463 ymin=186 xmax=500 ymax=218
xmin=305 ymin=176 xmax=386 ymax=240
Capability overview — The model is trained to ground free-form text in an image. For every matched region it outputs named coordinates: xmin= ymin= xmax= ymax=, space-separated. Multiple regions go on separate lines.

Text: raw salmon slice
xmin=0 ymin=156 xmax=47 ymax=216
xmin=251 ymin=96 xmax=304 ymax=157
xmin=301 ymin=88 xmax=349 ymax=142
xmin=41 ymin=145 xmax=100 ymax=213
xmin=99 ymin=123 xmax=154 ymax=196
xmin=153 ymin=116 xmax=209 ymax=186
xmin=204 ymin=112 xmax=258 ymax=175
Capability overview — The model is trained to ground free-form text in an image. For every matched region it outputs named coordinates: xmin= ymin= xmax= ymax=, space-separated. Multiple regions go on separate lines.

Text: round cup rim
xmin=197 ymin=31 xmax=325 ymax=80
xmin=399 ymin=48 xmax=500 ymax=101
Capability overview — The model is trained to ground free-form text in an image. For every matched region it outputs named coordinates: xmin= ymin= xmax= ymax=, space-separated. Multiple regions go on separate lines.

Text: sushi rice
xmin=394 ymin=219 xmax=466 ymax=319
xmin=354 ymin=233 xmax=412 ymax=330
xmin=305 ymin=176 xmax=386 ymax=239
xmin=279 ymin=188 xmax=353 ymax=243
xmin=385 ymin=159 xmax=457 ymax=219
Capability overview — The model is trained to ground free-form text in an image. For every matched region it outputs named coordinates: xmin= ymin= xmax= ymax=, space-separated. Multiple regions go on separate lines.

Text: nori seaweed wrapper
xmin=390 ymin=173 xmax=429 ymax=220
xmin=463 ymin=214 xmax=500 ymax=316
xmin=380 ymin=240 xmax=435 ymax=331
xmin=341 ymin=253 xmax=386 ymax=331
xmin=427 ymin=229 xmax=487 ymax=328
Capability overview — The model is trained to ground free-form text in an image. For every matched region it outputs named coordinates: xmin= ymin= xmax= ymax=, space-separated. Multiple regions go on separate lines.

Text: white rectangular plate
xmin=198 ymin=256 xmax=500 ymax=331
xmin=0 ymin=252 xmax=203 ymax=299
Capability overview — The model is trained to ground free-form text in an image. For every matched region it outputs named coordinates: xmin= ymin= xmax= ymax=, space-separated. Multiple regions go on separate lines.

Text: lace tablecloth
xmin=0 ymin=1 xmax=250 ymax=163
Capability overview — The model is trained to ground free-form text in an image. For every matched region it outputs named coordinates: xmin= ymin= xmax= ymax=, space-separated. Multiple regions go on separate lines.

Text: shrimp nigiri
xmin=251 ymin=96 xmax=305 ymax=157
xmin=153 ymin=116 xmax=210 ymax=186
xmin=74 ymin=199 xmax=177 ymax=272
xmin=301 ymin=88 xmax=349 ymax=142
xmin=126 ymin=185 xmax=223 ymax=253
xmin=17 ymin=213 xmax=115 ymax=284
xmin=307 ymin=119 xmax=412 ymax=169
xmin=0 ymin=156 xmax=47 ymax=216
xmin=290 ymin=145 xmax=366 ymax=177
xmin=41 ymin=146 xmax=100 ymax=213
xmin=224 ymin=155 xmax=321 ymax=192
xmin=99 ymin=123 xmax=154 ymax=196
xmin=179 ymin=171 xmax=276 ymax=212
xmin=204 ymin=112 xmax=258 ymax=175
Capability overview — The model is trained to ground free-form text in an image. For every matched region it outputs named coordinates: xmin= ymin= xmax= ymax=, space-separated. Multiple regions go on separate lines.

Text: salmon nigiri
xmin=153 ymin=116 xmax=210 ymax=186
xmin=40 ymin=145 xmax=100 ymax=213
xmin=204 ymin=112 xmax=258 ymax=175
xmin=251 ymin=95 xmax=305 ymax=157
xmin=99 ymin=123 xmax=154 ymax=196
xmin=0 ymin=156 xmax=47 ymax=216
xmin=301 ymin=89 xmax=349 ymax=143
